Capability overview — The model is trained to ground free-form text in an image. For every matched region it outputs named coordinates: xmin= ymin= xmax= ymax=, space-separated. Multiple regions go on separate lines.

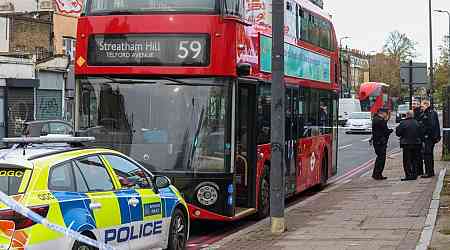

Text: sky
xmin=326 ymin=0 xmax=450 ymax=64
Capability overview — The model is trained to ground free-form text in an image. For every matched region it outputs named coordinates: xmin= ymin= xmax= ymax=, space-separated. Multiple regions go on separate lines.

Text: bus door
xmin=332 ymin=93 xmax=339 ymax=175
xmin=235 ymin=80 xmax=257 ymax=210
xmin=285 ymin=87 xmax=298 ymax=196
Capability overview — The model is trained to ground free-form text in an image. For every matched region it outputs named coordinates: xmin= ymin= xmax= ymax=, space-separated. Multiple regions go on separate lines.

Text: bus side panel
xmin=296 ymin=138 xmax=311 ymax=193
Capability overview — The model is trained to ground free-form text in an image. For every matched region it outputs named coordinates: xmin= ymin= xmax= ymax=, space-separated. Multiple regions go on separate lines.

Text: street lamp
xmin=429 ymin=0 xmax=434 ymax=104
xmin=367 ymin=50 xmax=377 ymax=82
xmin=434 ymin=9 xmax=450 ymax=86
xmin=339 ymin=37 xmax=351 ymax=97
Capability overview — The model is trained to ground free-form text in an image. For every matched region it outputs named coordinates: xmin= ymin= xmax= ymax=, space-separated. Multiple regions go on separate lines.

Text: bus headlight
xmin=196 ymin=183 xmax=219 ymax=206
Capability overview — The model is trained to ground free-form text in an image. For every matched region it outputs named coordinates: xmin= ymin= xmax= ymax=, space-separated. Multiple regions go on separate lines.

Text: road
xmin=187 ymin=121 xmax=401 ymax=249
xmin=337 ymin=119 xmax=400 ymax=177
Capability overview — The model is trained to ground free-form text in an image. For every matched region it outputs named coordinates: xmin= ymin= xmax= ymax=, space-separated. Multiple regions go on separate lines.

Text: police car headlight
xmin=196 ymin=183 xmax=219 ymax=206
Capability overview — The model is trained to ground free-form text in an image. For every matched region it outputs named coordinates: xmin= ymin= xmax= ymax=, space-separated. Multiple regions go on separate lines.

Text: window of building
xmin=63 ymin=37 xmax=76 ymax=59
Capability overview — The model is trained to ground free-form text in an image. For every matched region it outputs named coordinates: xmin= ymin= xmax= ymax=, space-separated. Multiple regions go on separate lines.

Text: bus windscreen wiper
xmin=94 ymin=10 xmax=134 ymax=16
xmin=100 ymin=76 xmax=157 ymax=84
xmin=159 ymin=77 xmax=218 ymax=86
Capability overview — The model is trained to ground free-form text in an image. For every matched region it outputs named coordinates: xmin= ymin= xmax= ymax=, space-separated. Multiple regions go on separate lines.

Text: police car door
xmin=103 ymin=154 xmax=164 ymax=249
xmin=73 ymin=156 xmax=131 ymax=250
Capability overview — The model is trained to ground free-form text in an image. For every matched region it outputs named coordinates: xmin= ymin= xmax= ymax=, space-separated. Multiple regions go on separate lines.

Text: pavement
xmin=206 ymin=144 xmax=447 ymax=250
xmin=428 ymin=154 xmax=450 ymax=250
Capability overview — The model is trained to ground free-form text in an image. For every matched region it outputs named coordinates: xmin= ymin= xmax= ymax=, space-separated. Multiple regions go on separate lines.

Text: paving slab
xmin=207 ymin=145 xmax=445 ymax=250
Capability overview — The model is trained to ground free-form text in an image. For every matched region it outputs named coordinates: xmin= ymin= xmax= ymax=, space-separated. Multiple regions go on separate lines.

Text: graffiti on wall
xmin=37 ymin=96 xmax=62 ymax=120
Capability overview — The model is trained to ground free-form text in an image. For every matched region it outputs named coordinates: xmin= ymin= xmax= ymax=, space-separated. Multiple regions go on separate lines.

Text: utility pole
xmin=429 ymin=0 xmax=434 ymax=104
xmin=409 ymin=60 xmax=414 ymax=110
xmin=270 ymin=0 xmax=286 ymax=235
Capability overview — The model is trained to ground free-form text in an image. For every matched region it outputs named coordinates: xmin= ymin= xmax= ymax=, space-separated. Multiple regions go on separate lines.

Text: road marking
xmin=416 ymin=168 xmax=447 ymax=250
xmin=339 ymin=144 xmax=353 ymax=150
xmin=362 ymin=137 xmax=372 ymax=142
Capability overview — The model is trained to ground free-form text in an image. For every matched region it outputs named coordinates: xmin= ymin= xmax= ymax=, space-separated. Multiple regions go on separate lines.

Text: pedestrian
xmin=396 ymin=110 xmax=423 ymax=181
xmin=420 ymin=100 xmax=441 ymax=178
xmin=412 ymin=101 xmax=424 ymax=176
xmin=371 ymin=108 xmax=393 ymax=180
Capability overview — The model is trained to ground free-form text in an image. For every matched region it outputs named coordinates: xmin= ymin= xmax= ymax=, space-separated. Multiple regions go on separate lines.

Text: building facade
xmin=0 ymin=0 xmax=82 ymax=137
xmin=340 ymin=48 xmax=369 ymax=97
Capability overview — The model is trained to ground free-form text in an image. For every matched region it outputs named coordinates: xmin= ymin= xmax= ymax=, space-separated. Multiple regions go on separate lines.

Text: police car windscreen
xmin=0 ymin=168 xmax=28 ymax=195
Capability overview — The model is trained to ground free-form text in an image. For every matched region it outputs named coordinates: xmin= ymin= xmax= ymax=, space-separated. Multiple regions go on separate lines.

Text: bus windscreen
xmin=88 ymin=0 xmax=218 ymax=14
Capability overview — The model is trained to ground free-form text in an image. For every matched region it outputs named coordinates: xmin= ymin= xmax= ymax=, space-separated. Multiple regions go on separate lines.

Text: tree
xmin=369 ymin=53 xmax=401 ymax=97
xmin=433 ymin=37 xmax=450 ymax=105
xmin=383 ymin=31 xmax=418 ymax=62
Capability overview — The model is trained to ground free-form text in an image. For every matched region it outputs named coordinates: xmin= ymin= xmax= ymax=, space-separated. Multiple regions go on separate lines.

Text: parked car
xmin=339 ymin=98 xmax=361 ymax=126
xmin=396 ymin=104 xmax=409 ymax=123
xmin=22 ymin=120 xmax=73 ymax=137
xmin=345 ymin=112 xmax=372 ymax=134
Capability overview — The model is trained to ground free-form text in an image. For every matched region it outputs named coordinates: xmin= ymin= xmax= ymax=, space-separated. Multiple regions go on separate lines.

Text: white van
xmin=339 ymin=98 xmax=361 ymax=125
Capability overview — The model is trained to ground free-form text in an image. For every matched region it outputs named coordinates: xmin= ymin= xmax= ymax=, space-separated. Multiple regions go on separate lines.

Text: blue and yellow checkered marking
xmin=159 ymin=187 xmax=179 ymax=218
xmin=114 ymin=189 xmax=143 ymax=224
xmin=51 ymin=191 xmax=96 ymax=231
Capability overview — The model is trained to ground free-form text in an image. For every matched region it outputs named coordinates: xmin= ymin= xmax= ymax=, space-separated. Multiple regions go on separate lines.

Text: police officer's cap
xmin=378 ymin=108 xmax=389 ymax=113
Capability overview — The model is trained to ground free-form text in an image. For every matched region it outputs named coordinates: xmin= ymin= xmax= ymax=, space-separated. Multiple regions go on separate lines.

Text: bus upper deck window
xmin=222 ymin=0 xmax=245 ymax=18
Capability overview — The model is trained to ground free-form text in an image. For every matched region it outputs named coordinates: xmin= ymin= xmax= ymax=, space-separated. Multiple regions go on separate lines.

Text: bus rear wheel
xmin=256 ymin=165 xmax=270 ymax=219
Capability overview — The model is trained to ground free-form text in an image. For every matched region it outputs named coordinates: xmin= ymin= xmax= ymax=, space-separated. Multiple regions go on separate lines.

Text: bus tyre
xmin=166 ymin=208 xmax=188 ymax=250
xmin=256 ymin=166 xmax=270 ymax=219
xmin=319 ymin=154 xmax=328 ymax=188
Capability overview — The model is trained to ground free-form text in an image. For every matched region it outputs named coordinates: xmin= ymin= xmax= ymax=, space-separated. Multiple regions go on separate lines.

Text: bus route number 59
xmin=178 ymin=40 xmax=202 ymax=59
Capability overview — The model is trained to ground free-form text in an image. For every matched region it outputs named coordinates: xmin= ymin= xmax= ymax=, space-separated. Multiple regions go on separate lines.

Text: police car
xmin=0 ymin=137 xmax=189 ymax=250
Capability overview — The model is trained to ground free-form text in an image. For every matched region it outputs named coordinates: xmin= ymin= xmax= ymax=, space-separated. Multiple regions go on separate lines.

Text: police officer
xmin=412 ymin=101 xmax=424 ymax=176
xmin=420 ymin=100 xmax=441 ymax=178
xmin=396 ymin=110 xmax=423 ymax=181
xmin=371 ymin=108 xmax=393 ymax=180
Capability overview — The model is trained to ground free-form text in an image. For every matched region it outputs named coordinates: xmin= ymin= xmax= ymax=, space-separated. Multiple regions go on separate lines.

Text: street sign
xmin=400 ymin=62 xmax=428 ymax=85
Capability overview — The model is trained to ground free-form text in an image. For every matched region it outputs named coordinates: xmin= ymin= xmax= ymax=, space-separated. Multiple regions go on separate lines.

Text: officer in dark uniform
xmin=420 ymin=100 xmax=441 ymax=178
xmin=371 ymin=108 xmax=393 ymax=180
xmin=396 ymin=110 xmax=423 ymax=181
xmin=412 ymin=101 xmax=424 ymax=176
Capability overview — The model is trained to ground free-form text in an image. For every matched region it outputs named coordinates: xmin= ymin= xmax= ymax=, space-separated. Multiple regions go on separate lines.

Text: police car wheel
xmin=72 ymin=240 xmax=97 ymax=250
xmin=167 ymin=208 xmax=187 ymax=250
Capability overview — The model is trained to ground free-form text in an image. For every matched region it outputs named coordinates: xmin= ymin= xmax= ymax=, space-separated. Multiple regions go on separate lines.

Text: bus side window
xmin=292 ymin=87 xmax=299 ymax=140
xmin=301 ymin=88 xmax=310 ymax=138
xmin=285 ymin=87 xmax=293 ymax=142
xmin=256 ymin=84 xmax=271 ymax=145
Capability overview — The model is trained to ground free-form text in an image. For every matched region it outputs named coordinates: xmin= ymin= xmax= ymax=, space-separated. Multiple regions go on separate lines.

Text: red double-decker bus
xmin=75 ymin=0 xmax=339 ymax=221
xmin=359 ymin=82 xmax=392 ymax=114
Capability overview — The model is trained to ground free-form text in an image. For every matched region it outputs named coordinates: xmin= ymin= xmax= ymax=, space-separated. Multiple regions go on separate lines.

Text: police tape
xmin=0 ymin=191 xmax=116 ymax=250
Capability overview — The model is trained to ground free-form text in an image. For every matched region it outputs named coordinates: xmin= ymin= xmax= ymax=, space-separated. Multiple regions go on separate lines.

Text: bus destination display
xmin=88 ymin=34 xmax=209 ymax=66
